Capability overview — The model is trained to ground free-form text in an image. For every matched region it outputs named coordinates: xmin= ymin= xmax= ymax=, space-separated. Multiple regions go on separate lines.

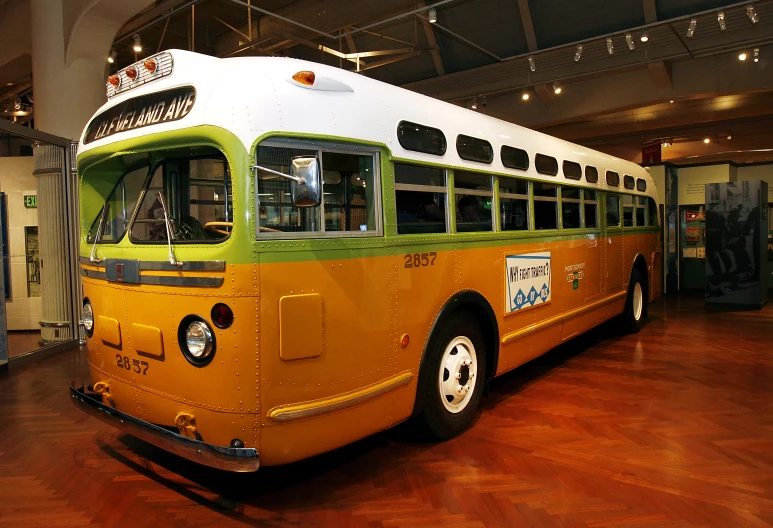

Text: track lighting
xmin=480 ymin=94 xmax=487 ymax=107
xmin=528 ymin=55 xmax=536 ymax=72
xmin=669 ymin=100 xmax=674 ymax=103
xmin=108 ymin=48 xmax=117 ymax=64
xmin=14 ymin=98 xmax=21 ymax=110
xmin=606 ymin=38 xmax=614 ymax=55
xmin=521 ymin=91 xmax=530 ymax=101
xmin=574 ymin=44 xmax=583 ymax=62
xmin=552 ymin=81 xmax=562 ymax=94
xmin=687 ymin=18 xmax=696 ymax=38
xmin=704 ymin=137 xmax=711 ymax=144
xmin=727 ymin=134 xmax=732 ymax=140
xmin=640 ymin=30 xmax=649 ymax=43
xmin=717 ymin=11 xmax=726 ymax=31
xmin=753 ymin=48 xmax=760 ymax=62
xmin=747 ymin=4 xmax=758 ymax=24
xmin=428 ymin=7 xmax=437 ymax=23
xmin=471 ymin=97 xmax=478 ymax=110
xmin=739 ymin=51 xmax=748 ymax=61
xmin=625 ymin=33 xmax=635 ymax=51
xmin=133 ymin=34 xmax=142 ymax=53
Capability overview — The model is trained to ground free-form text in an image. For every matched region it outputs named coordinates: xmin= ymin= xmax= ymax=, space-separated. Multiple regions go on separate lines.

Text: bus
xmin=72 ymin=49 xmax=661 ymax=472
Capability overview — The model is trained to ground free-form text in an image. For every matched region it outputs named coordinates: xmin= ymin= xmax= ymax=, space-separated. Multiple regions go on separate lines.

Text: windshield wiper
xmin=156 ymin=191 xmax=184 ymax=268
xmin=89 ymin=203 xmax=109 ymax=263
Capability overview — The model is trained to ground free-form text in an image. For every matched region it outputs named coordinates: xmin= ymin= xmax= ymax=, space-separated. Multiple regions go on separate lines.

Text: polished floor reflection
xmin=1 ymin=296 xmax=772 ymax=527
xmin=6 ymin=330 xmax=42 ymax=358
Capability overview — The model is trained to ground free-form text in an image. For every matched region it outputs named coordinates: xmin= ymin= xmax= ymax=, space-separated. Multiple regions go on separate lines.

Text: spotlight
xmin=133 ymin=34 xmax=142 ymax=53
xmin=108 ymin=48 xmax=117 ymax=64
xmin=553 ymin=81 xmax=562 ymax=94
xmin=625 ymin=33 xmax=635 ymax=51
xmin=687 ymin=18 xmax=696 ymax=38
xmin=574 ymin=44 xmax=583 ymax=62
xmin=521 ymin=91 xmax=530 ymax=101
xmin=747 ymin=4 xmax=758 ymax=24
xmin=480 ymin=94 xmax=487 ymax=107
xmin=669 ymin=100 xmax=674 ymax=103
xmin=528 ymin=55 xmax=536 ymax=72
xmin=640 ymin=30 xmax=649 ymax=43
xmin=739 ymin=51 xmax=748 ymax=61
xmin=727 ymin=134 xmax=732 ymax=140
xmin=428 ymin=7 xmax=437 ymax=23
xmin=718 ymin=11 xmax=726 ymax=31
xmin=14 ymin=98 xmax=21 ymax=110
xmin=704 ymin=137 xmax=711 ymax=144
xmin=606 ymin=37 xmax=614 ymax=55
xmin=753 ymin=48 xmax=760 ymax=62
xmin=471 ymin=97 xmax=478 ymax=110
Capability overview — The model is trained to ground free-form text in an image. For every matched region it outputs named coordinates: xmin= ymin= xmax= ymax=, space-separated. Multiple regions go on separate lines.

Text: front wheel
xmin=415 ymin=312 xmax=486 ymax=440
xmin=621 ymin=269 xmax=647 ymax=333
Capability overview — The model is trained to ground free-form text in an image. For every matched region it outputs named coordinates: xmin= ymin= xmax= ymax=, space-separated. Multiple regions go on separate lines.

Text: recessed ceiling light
xmin=522 ymin=91 xmax=530 ymax=101
xmin=704 ymin=137 xmax=711 ymax=144
xmin=739 ymin=51 xmax=748 ymax=61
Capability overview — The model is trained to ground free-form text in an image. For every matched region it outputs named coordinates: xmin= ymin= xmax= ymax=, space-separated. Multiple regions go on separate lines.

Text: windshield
xmin=131 ymin=152 xmax=232 ymax=243
xmin=87 ymin=165 xmax=149 ymax=243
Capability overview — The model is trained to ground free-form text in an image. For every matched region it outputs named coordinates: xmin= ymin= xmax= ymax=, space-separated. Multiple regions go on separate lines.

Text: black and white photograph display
xmin=705 ymin=181 xmax=769 ymax=308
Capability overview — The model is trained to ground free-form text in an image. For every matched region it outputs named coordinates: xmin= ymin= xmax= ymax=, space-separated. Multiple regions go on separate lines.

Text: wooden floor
xmin=1 ymin=296 xmax=772 ymax=527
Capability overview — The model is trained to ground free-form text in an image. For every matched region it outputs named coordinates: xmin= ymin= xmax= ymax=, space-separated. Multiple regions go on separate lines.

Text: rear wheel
xmin=621 ymin=269 xmax=647 ymax=333
xmin=415 ymin=312 xmax=486 ymax=440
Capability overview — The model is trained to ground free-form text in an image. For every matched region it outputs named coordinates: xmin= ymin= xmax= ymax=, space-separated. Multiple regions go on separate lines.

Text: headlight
xmin=83 ymin=299 xmax=94 ymax=337
xmin=178 ymin=316 xmax=216 ymax=366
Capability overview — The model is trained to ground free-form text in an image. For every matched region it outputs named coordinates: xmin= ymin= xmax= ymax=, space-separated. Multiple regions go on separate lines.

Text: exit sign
xmin=24 ymin=195 xmax=37 ymax=208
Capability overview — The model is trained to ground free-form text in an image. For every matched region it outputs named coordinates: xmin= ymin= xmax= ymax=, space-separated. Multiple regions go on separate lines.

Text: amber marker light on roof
xmin=144 ymin=59 xmax=157 ymax=73
xmin=125 ymin=67 xmax=138 ymax=81
xmin=108 ymin=75 xmax=121 ymax=87
xmin=292 ymin=71 xmax=315 ymax=86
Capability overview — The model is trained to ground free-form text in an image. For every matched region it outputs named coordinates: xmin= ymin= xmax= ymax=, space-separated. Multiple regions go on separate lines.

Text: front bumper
xmin=70 ymin=380 xmax=260 ymax=472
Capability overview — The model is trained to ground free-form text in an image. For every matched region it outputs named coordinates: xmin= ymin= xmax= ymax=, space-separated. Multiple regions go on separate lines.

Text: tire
xmin=621 ymin=268 xmax=647 ymax=334
xmin=415 ymin=311 xmax=487 ymax=440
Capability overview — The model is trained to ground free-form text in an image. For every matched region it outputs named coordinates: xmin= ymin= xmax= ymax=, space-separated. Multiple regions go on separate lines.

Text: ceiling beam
xmin=517 ymin=0 xmax=538 ymax=52
xmin=648 ymin=61 xmax=672 ymax=91
xmin=418 ymin=1 xmax=445 ymax=76
xmin=642 ymin=0 xmax=658 ymax=24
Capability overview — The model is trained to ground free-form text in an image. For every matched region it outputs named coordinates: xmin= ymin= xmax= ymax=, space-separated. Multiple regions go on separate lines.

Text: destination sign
xmin=83 ymin=86 xmax=196 ymax=144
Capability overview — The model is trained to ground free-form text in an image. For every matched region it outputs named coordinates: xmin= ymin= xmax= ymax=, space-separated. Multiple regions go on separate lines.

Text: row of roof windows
xmin=396 ymin=121 xmax=647 ymax=193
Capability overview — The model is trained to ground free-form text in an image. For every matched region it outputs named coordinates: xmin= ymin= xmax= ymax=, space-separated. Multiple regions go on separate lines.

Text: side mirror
xmin=290 ymin=156 xmax=321 ymax=207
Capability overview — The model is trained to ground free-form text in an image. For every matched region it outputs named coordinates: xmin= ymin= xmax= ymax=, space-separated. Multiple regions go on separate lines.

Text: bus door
xmin=604 ymin=192 xmax=624 ymax=293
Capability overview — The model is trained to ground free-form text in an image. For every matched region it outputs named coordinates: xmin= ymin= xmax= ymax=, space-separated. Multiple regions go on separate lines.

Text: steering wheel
xmin=204 ymin=221 xmax=234 ymax=236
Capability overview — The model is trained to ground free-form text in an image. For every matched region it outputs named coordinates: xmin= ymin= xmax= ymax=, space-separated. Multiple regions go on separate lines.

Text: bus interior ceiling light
xmin=553 ymin=81 xmax=562 ymax=94
xmin=606 ymin=38 xmax=614 ymax=55
xmin=640 ymin=30 xmax=649 ymax=43
xmin=428 ymin=6 xmax=437 ymax=23
xmin=133 ymin=34 xmax=142 ymax=52
xmin=574 ymin=44 xmax=583 ymax=61
xmin=528 ymin=55 xmax=536 ymax=72
xmin=718 ymin=11 xmax=726 ymax=31
xmin=108 ymin=48 xmax=117 ymax=64
xmin=626 ymin=33 xmax=635 ymax=50
xmin=747 ymin=4 xmax=759 ymax=24
xmin=687 ymin=18 xmax=696 ymax=38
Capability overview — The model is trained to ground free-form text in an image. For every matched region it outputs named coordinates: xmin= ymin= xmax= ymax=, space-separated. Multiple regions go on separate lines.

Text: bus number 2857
xmin=404 ymin=252 xmax=437 ymax=268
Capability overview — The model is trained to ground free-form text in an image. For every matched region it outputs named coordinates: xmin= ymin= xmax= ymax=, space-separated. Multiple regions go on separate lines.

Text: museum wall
xmin=677 ymin=164 xmax=736 ymax=205
xmin=0 ymin=157 xmax=41 ymax=330
xmin=737 ymin=164 xmax=773 ymax=202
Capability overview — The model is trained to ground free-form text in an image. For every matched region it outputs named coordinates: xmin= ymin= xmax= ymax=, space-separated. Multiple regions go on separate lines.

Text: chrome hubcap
xmin=633 ymin=282 xmax=643 ymax=321
xmin=438 ymin=336 xmax=478 ymax=413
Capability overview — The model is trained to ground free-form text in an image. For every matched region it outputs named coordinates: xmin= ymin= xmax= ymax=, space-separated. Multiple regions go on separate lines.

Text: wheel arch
xmin=412 ymin=290 xmax=500 ymax=416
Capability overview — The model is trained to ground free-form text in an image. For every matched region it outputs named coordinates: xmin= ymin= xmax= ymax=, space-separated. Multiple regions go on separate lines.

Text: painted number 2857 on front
xmin=404 ymin=252 xmax=437 ymax=268
xmin=116 ymin=355 xmax=149 ymax=375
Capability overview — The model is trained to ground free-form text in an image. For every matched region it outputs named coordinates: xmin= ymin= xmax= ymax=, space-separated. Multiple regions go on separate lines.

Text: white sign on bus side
xmin=505 ymin=252 xmax=552 ymax=313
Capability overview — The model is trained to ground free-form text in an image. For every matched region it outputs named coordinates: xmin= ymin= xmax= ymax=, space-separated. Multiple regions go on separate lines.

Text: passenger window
xmin=394 ymin=163 xmax=447 ymax=234
xmin=132 ymin=153 xmax=233 ymax=242
xmin=535 ymin=154 xmax=558 ymax=176
xmin=606 ymin=171 xmax=620 ymax=186
xmin=397 ymin=121 xmax=446 ymax=156
xmin=501 ymin=145 xmax=529 ymax=170
xmin=606 ymin=194 xmax=620 ymax=227
xmin=624 ymin=175 xmax=635 ymax=190
xmin=636 ymin=196 xmax=647 ymax=227
xmin=321 ymin=151 xmax=376 ymax=232
xmin=561 ymin=187 xmax=581 ymax=229
xmin=499 ymin=177 xmax=529 ymax=231
xmin=254 ymin=144 xmax=377 ymax=235
xmin=563 ymin=161 xmax=582 ymax=180
xmin=623 ymin=194 xmax=635 ymax=227
xmin=585 ymin=166 xmax=599 ymax=183
xmin=647 ymin=197 xmax=659 ymax=226
xmin=456 ymin=135 xmax=493 ymax=164
xmin=637 ymin=178 xmax=647 ymax=192
xmin=454 ymin=171 xmax=492 ymax=232
xmin=533 ymin=181 xmax=557 ymax=229
xmin=584 ymin=189 xmax=598 ymax=228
